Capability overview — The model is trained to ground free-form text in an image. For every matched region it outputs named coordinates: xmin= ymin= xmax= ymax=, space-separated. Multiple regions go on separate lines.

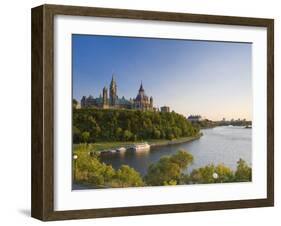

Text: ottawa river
xmin=100 ymin=126 xmax=252 ymax=176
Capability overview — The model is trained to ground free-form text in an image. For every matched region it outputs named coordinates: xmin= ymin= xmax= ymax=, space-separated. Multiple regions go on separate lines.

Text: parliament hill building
xmin=80 ymin=75 xmax=154 ymax=111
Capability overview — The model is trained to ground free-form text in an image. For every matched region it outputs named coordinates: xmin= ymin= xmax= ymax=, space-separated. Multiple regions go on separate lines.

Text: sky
xmin=72 ymin=34 xmax=252 ymax=121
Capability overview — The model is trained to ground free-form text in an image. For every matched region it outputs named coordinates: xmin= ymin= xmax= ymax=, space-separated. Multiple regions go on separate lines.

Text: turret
xmin=150 ymin=96 xmax=153 ymax=108
xmin=102 ymin=86 xmax=108 ymax=105
xmin=81 ymin=96 xmax=87 ymax=108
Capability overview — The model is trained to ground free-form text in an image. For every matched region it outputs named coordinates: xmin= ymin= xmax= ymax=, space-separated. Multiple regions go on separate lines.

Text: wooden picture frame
xmin=31 ymin=4 xmax=274 ymax=221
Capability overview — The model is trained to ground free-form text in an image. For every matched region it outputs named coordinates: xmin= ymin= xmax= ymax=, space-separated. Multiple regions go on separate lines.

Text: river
xmin=100 ymin=126 xmax=252 ymax=175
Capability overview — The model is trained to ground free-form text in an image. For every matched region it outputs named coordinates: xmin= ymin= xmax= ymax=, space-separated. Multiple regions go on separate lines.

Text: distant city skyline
xmin=73 ymin=34 xmax=252 ymax=121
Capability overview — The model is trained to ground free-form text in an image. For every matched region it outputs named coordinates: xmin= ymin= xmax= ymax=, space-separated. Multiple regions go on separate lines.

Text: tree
xmin=235 ymin=158 xmax=252 ymax=182
xmin=86 ymin=158 xmax=115 ymax=186
xmin=170 ymin=150 xmax=193 ymax=169
xmin=145 ymin=157 xmax=181 ymax=186
xmin=81 ymin=131 xmax=90 ymax=143
xmin=74 ymin=151 xmax=143 ymax=188
xmin=215 ymin=164 xmax=235 ymax=183
xmin=122 ymin=130 xmax=133 ymax=141
xmin=190 ymin=164 xmax=216 ymax=184
xmin=113 ymin=165 xmax=144 ymax=187
xmin=116 ymin=127 xmax=123 ymax=140
xmin=190 ymin=164 xmax=234 ymax=184
xmin=73 ymin=99 xmax=78 ymax=109
xmin=172 ymin=126 xmax=182 ymax=138
xmin=153 ymin=128 xmax=161 ymax=139
xmin=144 ymin=150 xmax=193 ymax=186
xmin=73 ymin=126 xmax=81 ymax=143
xmin=74 ymin=152 xmax=112 ymax=184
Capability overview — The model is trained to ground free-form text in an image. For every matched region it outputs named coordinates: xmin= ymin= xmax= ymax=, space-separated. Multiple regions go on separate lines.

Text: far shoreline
xmin=149 ymin=133 xmax=203 ymax=148
xmin=73 ymin=133 xmax=203 ymax=153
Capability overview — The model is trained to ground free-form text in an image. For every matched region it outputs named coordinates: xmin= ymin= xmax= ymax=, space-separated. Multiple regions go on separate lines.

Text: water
xmin=100 ymin=126 xmax=252 ymax=175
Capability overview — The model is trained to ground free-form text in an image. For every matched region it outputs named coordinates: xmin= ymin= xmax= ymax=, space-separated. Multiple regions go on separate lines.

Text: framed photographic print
xmin=31 ymin=4 xmax=274 ymax=221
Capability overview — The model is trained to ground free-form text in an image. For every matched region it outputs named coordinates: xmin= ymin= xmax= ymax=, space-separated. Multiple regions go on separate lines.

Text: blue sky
xmin=72 ymin=34 xmax=252 ymax=121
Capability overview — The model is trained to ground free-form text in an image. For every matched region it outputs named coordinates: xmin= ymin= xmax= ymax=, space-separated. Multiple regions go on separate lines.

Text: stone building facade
xmin=160 ymin=106 xmax=170 ymax=113
xmin=80 ymin=75 xmax=154 ymax=111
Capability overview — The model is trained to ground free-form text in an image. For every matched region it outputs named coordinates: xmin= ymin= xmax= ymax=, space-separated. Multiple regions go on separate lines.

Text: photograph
xmin=72 ymin=34 xmax=252 ymax=190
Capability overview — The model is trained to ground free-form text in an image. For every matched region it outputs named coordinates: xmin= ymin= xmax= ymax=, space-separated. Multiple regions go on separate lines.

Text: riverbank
xmin=149 ymin=133 xmax=202 ymax=148
xmin=73 ymin=133 xmax=203 ymax=153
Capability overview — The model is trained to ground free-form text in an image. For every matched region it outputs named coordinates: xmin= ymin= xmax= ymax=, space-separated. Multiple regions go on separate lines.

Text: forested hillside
xmin=73 ymin=109 xmax=199 ymax=143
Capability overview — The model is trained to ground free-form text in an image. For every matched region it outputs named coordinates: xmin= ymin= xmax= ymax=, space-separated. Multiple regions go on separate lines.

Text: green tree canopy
xmin=170 ymin=149 xmax=194 ymax=169
xmin=73 ymin=99 xmax=78 ymax=109
xmin=73 ymin=149 xmax=144 ymax=188
xmin=144 ymin=150 xmax=193 ymax=186
xmin=190 ymin=164 xmax=236 ymax=184
xmin=235 ymin=158 xmax=252 ymax=182
xmin=113 ymin=165 xmax=144 ymax=187
xmin=73 ymin=109 xmax=199 ymax=143
xmin=81 ymin=131 xmax=90 ymax=143
xmin=190 ymin=160 xmax=251 ymax=184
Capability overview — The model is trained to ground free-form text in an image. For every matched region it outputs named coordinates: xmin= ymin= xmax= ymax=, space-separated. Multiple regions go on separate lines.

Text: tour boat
xmin=132 ymin=142 xmax=150 ymax=152
xmin=116 ymin=147 xmax=126 ymax=153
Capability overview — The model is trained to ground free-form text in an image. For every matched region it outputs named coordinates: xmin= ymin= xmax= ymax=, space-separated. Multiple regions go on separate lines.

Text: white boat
xmin=131 ymin=142 xmax=150 ymax=152
xmin=116 ymin=147 xmax=126 ymax=153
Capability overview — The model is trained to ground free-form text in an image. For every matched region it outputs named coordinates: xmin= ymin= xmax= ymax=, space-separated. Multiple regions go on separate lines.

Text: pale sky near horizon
xmin=72 ymin=34 xmax=252 ymax=121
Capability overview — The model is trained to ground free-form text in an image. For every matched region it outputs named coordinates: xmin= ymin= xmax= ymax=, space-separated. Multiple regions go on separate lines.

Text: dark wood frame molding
xmin=31 ymin=4 xmax=274 ymax=221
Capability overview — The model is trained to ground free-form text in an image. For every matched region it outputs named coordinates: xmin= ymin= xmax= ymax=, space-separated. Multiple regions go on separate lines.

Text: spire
xmin=139 ymin=81 xmax=144 ymax=92
xmin=110 ymin=73 xmax=116 ymax=88
xmin=109 ymin=73 xmax=117 ymax=105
